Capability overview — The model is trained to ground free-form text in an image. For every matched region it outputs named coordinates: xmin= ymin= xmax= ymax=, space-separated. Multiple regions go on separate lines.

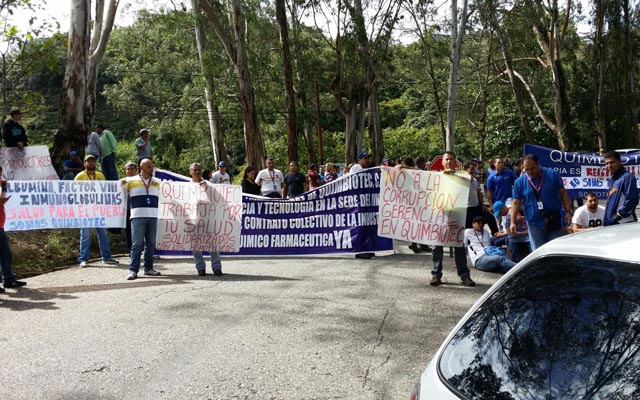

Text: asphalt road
xmin=0 ymin=242 xmax=500 ymax=400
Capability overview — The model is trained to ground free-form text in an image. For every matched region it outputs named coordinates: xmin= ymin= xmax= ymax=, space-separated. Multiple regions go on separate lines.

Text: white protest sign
xmin=156 ymin=181 xmax=242 ymax=252
xmin=377 ymin=167 xmax=470 ymax=247
xmin=0 ymin=146 xmax=59 ymax=180
xmin=4 ymin=180 xmax=127 ymax=231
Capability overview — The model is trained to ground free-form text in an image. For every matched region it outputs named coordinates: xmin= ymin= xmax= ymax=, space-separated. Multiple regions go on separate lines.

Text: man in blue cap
xmin=211 ymin=160 xmax=231 ymax=184
xmin=350 ymin=151 xmax=371 ymax=174
xmin=62 ymin=150 xmax=84 ymax=180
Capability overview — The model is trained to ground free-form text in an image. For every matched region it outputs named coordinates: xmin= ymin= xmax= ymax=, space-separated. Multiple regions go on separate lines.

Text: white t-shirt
xmin=210 ymin=171 xmax=230 ymax=184
xmin=349 ymin=163 xmax=364 ymax=174
xmin=464 ymin=228 xmax=491 ymax=266
xmin=255 ymin=168 xmax=285 ymax=196
xmin=572 ymin=204 xmax=605 ymax=229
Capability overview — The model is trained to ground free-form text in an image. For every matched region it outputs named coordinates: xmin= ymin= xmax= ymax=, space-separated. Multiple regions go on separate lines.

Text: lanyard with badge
xmin=526 ymin=172 xmax=545 ymax=210
xmin=269 ymin=170 xmax=277 ymax=191
xmin=140 ymin=174 xmax=152 ymax=205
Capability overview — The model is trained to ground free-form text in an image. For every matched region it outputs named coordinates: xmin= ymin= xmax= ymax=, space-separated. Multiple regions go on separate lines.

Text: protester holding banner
xmin=124 ymin=161 xmax=138 ymax=250
xmin=124 ymin=158 xmax=161 ymax=280
xmin=349 ymin=152 xmax=371 ymax=174
xmin=256 ymin=157 xmax=285 ymax=198
xmin=2 ymin=109 xmax=28 ymax=150
xmin=603 ymin=150 xmax=639 ymax=226
xmin=0 ymin=167 xmax=27 ymax=292
xmin=75 ymin=155 xmax=119 ymax=268
xmin=189 ymin=163 xmax=223 ymax=276
xmin=283 ymin=161 xmax=308 ymax=198
xmin=241 ymin=166 xmax=261 ymax=195
xmin=97 ymin=124 xmax=119 ymax=181
xmin=430 ymin=151 xmax=476 ymax=287
xmin=511 ymin=154 xmax=572 ymax=251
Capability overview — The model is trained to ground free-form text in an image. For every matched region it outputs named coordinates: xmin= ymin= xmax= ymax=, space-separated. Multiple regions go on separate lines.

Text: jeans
xmin=101 ymin=153 xmax=118 ymax=181
xmin=475 ymin=254 xmax=516 ymax=274
xmin=193 ymin=251 xmax=222 ymax=273
xmin=78 ymin=227 xmax=112 ymax=262
xmin=432 ymin=245 xmax=470 ymax=279
xmin=528 ymin=224 xmax=565 ymax=251
xmin=129 ymin=217 xmax=157 ymax=273
xmin=0 ymin=229 xmax=16 ymax=285
xmin=509 ymin=241 xmax=530 ymax=262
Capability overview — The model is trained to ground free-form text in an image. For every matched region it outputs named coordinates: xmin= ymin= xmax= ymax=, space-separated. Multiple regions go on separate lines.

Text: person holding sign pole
xmin=0 ymin=167 xmax=27 ymax=292
xmin=75 ymin=155 xmax=120 ymax=268
xmin=189 ymin=163 xmax=223 ymax=276
xmin=123 ymin=158 xmax=161 ymax=280
xmin=430 ymin=151 xmax=476 ymax=287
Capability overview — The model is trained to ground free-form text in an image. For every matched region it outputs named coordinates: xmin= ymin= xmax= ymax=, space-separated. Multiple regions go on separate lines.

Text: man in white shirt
xmin=210 ymin=160 xmax=231 ymax=184
xmin=465 ymin=216 xmax=517 ymax=274
xmin=572 ymin=192 xmax=605 ymax=232
xmin=349 ymin=152 xmax=371 ymax=174
xmin=255 ymin=157 xmax=285 ymax=198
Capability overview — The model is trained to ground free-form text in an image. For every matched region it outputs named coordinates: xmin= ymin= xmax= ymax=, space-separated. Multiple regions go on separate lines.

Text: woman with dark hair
xmin=242 ymin=166 xmax=261 ymax=195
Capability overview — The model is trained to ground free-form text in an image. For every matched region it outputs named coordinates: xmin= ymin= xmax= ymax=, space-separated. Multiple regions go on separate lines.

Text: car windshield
xmin=438 ymin=255 xmax=640 ymax=400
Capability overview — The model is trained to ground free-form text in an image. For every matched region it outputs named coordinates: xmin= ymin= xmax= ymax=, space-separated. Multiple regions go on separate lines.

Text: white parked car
xmin=411 ymin=223 xmax=640 ymax=400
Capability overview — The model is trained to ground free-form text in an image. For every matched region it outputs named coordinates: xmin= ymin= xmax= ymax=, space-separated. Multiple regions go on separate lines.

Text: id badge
xmin=537 ymin=201 xmax=544 ymax=210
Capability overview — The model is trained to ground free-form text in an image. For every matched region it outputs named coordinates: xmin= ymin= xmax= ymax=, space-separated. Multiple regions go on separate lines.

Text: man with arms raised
xmin=603 ymin=150 xmax=639 ymax=226
xmin=510 ymin=154 xmax=572 ymax=250
xmin=430 ymin=151 xmax=475 ymax=287
xmin=572 ymin=192 xmax=605 ymax=232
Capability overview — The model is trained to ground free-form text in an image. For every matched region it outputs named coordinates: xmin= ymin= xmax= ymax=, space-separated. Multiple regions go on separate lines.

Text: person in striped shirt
xmin=123 ymin=158 xmax=161 ymax=280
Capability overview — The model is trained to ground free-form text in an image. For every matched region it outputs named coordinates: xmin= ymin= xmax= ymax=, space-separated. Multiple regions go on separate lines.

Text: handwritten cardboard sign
xmin=377 ymin=167 xmax=470 ymax=247
xmin=156 ymin=181 xmax=242 ymax=252
xmin=0 ymin=146 xmax=59 ymax=180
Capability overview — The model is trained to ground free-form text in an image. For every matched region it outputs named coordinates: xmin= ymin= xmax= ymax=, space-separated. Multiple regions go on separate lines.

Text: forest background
xmin=2 ymin=0 xmax=640 ymax=178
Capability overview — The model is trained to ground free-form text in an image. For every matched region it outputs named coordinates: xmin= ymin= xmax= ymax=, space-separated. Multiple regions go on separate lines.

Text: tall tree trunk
xmin=594 ymin=0 xmax=606 ymax=150
xmin=52 ymin=0 xmax=91 ymax=174
xmin=446 ymin=0 xmax=469 ymax=151
xmin=485 ymin=1 xmax=534 ymax=143
xmin=192 ymin=0 xmax=226 ymax=164
xmin=297 ymin=84 xmax=316 ymax=165
xmin=623 ymin=0 xmax=639 ymax=146
xmin=199 ymin=0 xmax=265 ymax=169
xmin=84 ymin=0 xmax=118 ymax=127
xmin=275 ymin=0 xmax=298 ymax=164
xmin=367 ymin=85 xmax=383 ymax=165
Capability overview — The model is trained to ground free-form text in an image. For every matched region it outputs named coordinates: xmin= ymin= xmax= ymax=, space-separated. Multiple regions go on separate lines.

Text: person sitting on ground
xmin=572 ymin=192 xmax=605 ymax=232
xmin=465 ymin=216 xmax=517 ymax=274
xmin=493 ymin=200 xmax=530 ymax=262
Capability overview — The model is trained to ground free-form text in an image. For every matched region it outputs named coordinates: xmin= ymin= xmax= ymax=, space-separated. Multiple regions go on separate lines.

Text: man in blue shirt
xmin=510 ymin=154 xmax=572 ymax=251
xmin=486 ymin=157 xmax=517 ymax=210
xmin=603 ymin=150 xmax=639 ymax=225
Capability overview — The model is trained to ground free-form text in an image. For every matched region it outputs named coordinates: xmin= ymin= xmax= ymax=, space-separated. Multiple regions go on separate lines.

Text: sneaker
xmin=143 ymin=269 xmax=161 ymax=276
xmin=153 ymin=255 xmax=160 ymax=260
xmin=213 ymin=270 xmax=223 ymax=276
xmin=127 ymin=271 xmax=137 ymax=280
xmin=103 ymin=259 xmax=120 ymax=265
xmin=408 ymin=243 xmax=421 ymax=253
xmin=430 ymin=276 xmax=442 ymax=286
xmin=79 ymin=261 xmax=88 ymax=268
xmin=461 ymin=276 xmax=476 ymax=287
xmin=4 ymin=280 xmax=27 ymax=288
xmin=197 ymin=270 xmax=206 ymax=276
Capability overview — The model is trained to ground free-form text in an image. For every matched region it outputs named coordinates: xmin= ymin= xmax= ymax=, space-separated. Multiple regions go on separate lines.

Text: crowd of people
xmin=1 ymin=110 xmax=638 ymax=288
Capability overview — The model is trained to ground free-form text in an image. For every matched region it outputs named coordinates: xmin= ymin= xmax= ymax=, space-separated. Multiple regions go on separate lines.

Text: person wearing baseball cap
xmin=211 ymin=160 xmax=231 ymax=184
xmin=62 ymin=150 xmax=84 ymax=180
xmin=135 ymin=128 xmax=152 ymax=165
xmin=2 ymin=109 xmax=28 ymax=150
xmin=349 ymin=151 xmax=371 ymax=174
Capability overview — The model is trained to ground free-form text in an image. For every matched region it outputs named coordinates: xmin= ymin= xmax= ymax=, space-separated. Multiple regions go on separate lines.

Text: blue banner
xmin=524 ymin=144 xmax=640 ymax=199
xmin=155 ymin=168 xmax=393 ymax=256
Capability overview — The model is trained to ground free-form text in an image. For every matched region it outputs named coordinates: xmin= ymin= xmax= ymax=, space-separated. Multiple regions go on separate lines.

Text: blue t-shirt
xmin=487 ymin=170 xmax=517 ymax=203
xmin=512 ymin=167 xmax=564 ymax=227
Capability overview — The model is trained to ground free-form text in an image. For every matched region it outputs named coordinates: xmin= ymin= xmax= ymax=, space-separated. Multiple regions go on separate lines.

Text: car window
xmin=438 ymin=256 xmax=640 ymax=400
